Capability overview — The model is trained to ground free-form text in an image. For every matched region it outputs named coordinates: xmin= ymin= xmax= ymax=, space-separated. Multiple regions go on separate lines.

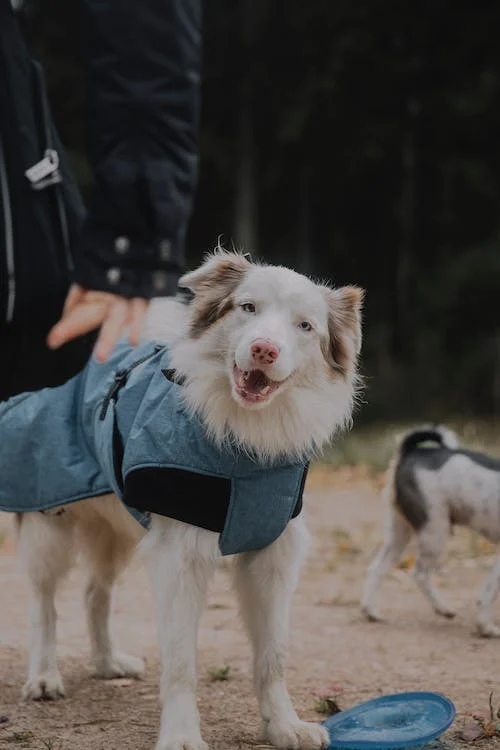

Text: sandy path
xmin=1 ymin=468 xmax=499 ymax=749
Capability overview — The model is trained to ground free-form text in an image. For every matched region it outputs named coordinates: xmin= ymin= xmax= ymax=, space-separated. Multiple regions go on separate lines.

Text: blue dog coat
xmin=0 ymin=341 xmax=308 ymax=555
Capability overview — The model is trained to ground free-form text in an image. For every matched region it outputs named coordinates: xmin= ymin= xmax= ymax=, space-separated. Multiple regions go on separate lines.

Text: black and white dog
xmin=362 ymin=426 xmax=500 ymax=637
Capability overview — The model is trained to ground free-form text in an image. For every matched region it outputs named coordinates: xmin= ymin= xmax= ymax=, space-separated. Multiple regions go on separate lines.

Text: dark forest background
xmin=18 ymin=0 xmax=500 ymax=424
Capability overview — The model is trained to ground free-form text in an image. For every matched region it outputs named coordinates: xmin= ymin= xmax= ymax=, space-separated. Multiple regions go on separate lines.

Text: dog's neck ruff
xmin=0 ymin=340 xmax=308 ymax=555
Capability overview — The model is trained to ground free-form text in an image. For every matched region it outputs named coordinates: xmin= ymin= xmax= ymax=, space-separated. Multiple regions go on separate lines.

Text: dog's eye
xmin=298 ymin=321 xmax=313 ymax=331
xmin=241 ymin=302 xmax=256 ymax=313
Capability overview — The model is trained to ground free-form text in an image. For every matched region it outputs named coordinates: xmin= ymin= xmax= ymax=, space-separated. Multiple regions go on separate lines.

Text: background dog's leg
xmin=79 ymin=519 xmax=145 ymax=679
xmin=476 ymin=555 xmax=500 ymax=637
xmin=361 ymin=512 xmax=412 ymax=621
xmin=234 ymin=516 xmax=329 ymax=750
xmin=413 ymin=524 xmax=456 ymax=618
xmin=17 ymin=513 xmax=74 ymax=700
xmin=144 ymin=519 xmax=218 ymax=750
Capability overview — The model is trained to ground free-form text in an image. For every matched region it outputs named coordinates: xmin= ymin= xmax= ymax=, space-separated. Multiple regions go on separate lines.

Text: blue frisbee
xmin=323 ymin=691 xmax=456 ymax=750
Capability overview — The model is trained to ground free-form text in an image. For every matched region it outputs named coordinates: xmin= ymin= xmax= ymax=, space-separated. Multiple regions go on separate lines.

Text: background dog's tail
xmin=397 ymin=425 xmax=459 ymax=459
xmin=380 ymin=426 xmax=458 ymax=531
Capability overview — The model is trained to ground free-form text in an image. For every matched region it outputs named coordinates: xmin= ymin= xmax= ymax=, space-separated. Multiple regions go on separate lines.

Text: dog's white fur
xmin=362 ymin=426 xmax=500 ymax=638
xmin=15 ymin=252 xmax=363 ymax=750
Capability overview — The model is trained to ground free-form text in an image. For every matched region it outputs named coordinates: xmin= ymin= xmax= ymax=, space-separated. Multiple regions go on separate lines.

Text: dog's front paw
xmin=93 ymin=651 xmax=145 ymax=680
xmin=264 ymin=719 xmax=329 ymax=750
xmin=477 ymin=621 xmax=500 ymax=638
xmin=155 ymin=735 xmax=208 ymax=750
xmin=22 ymin=671 xmax=65 ymax=700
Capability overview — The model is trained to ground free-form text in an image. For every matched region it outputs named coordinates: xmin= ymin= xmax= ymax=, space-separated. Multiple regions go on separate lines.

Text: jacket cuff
xmin=73 ymin=232 xmax=184 ymax=298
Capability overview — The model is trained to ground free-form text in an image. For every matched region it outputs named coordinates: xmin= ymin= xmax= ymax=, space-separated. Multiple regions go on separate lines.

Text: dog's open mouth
xmin=232 ymin=364 xmax=283 ymax=403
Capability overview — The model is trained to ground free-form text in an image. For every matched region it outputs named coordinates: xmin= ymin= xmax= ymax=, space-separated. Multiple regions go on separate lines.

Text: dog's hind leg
xmin=17 ymin=512 xmax=75 ymax=700
xmin=78 ymin=514 xmax=145 ymax=680
xmin=234 ymin=516 xmax=329 ymax=750
xmin=413 ymin=521 xmax=456 ymax=619
xmin=361 ymin=510 xmax=413 ymax=622
xmin=476 ymin=555 xmax=500 ymax=637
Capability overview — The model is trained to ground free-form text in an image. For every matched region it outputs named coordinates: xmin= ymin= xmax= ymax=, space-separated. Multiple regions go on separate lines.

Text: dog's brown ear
xmin=322 ymin=286 xmax=364 ymax=375
xmin=179 ymin=250 xmax=251 ymax=293
xmin=181 ymin=250 xmax=252 ymax=337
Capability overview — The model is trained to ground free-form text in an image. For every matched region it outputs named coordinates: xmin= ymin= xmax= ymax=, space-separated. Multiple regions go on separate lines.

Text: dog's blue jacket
xmin=0 ymin=341 xmax=308 ymax=555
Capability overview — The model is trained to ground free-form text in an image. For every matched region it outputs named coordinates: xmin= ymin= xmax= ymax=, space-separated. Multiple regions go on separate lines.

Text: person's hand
xmin=47 ymin=284 xmax=149 ymax=362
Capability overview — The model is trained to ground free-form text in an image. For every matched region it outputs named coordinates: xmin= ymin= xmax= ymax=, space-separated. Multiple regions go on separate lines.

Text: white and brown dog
xmin=13 ymin=251 xmax=363 ymax=750
xmin=362 ymin=426 xmax=500 ymax=638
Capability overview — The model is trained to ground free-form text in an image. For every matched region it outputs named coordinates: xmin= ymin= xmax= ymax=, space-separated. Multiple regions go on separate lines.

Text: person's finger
xmin=62 ymin=283 xmax=85 ymax=317
xmin=93 ymin=299 xmax=130 ymax=362
xmin=128 ymin=298 xmax=149 ymax=345
xmin=47 ymin=300 xmax=108 ymax=350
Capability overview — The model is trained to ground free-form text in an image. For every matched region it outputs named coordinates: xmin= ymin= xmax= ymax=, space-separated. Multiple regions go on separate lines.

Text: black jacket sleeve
xmin=74 ymin=0 xmax=201 ymax=298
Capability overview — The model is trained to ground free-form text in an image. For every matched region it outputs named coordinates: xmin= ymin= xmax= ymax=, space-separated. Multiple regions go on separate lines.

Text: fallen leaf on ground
xmin=460 ymin=721 xmax=486 ymax=742
xmin=397 ymin=555 xmax=415 ymax=570
xmin=460 ymin=693 xmax=500 ymax=742
xmin=312 ymin=684 xmax=344 ymax=716
xmin=336 ymin=541 xmax=361 ymax=555
xmin=314 ymin=696 xmax=342 ymax=716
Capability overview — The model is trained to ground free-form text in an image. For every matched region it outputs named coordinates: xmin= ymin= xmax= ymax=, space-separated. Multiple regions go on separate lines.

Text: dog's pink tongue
xmin=246 ymin=369 xmax=269 ymax=393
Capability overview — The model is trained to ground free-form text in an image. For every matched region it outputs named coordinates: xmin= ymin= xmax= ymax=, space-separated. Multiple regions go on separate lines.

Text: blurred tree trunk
xmin=296 ymin=159 xmax=312 ymax=275
xmin=233 ymin=0 xmax=259 ymax=251
xmin=393 ymin=59 xmax=421 ymax=359
xmin=234 ymin=106 xmax=257 ymax=251
xmin=393 ymin=115 xmax=414 ymax=356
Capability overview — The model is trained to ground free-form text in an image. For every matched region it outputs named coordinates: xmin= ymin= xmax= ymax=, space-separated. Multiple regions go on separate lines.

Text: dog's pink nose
xmin=250 ymin=339 xmax=280 ymax=364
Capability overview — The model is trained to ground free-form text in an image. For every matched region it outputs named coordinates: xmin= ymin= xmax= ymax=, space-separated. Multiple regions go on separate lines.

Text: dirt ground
xmin=1 ymin=466 xmax=500 ymax=750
